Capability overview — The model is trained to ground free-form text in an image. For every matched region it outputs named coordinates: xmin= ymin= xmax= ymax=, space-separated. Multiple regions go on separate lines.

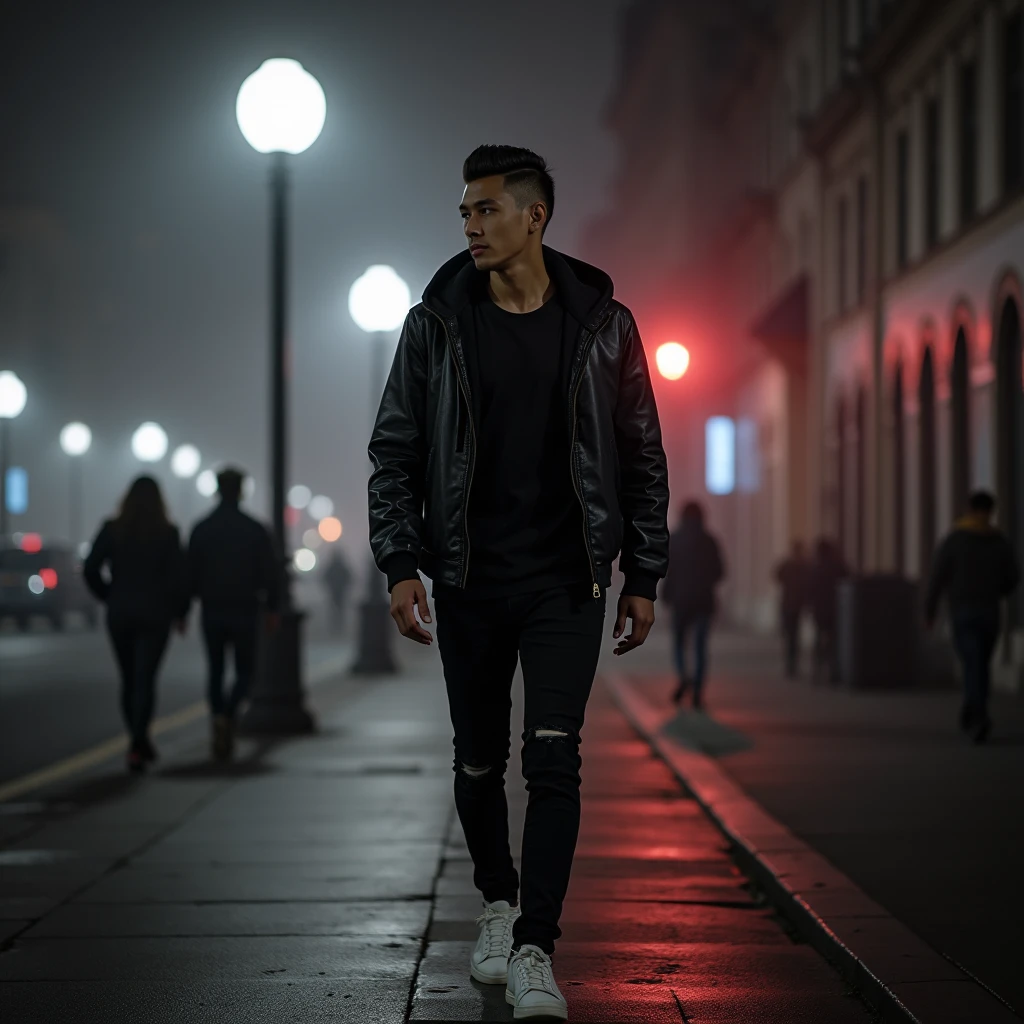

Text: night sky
xmin=0 ymin=0 xmax=625 ymax=552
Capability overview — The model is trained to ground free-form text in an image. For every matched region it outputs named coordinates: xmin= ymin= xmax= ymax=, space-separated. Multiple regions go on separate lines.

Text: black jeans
xmin=951 ymin=605 xmax=1001 ymax=723
xmin=782 ymin=609 xmax=802 ymax=677
xmin=434 ymin=583 xmax=606 ymax=955
xmin=202 ymin=610 xmax=258 ymax=718
xmin=107 ymin=619 xmax=170 ymax=748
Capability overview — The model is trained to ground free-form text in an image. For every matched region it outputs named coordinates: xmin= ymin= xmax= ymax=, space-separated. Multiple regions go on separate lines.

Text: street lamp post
xmin=235 ymin=58 xmax=326 ymax=734
xmin=348 ymin=265 xmax=411 ymax=675
xmin=0 ymin=372 xmax=28 ymax=539
xmin=59 ymin=422 xmax=92 ymax=546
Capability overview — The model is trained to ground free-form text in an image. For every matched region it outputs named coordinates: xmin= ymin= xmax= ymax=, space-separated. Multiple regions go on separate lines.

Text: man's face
xmin=460 ymin=176 xmax=542 ymax=271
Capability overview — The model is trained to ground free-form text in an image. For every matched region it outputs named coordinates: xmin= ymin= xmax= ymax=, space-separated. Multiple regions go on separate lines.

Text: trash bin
xmin=836 ymin=574 xmax=920 ymax=689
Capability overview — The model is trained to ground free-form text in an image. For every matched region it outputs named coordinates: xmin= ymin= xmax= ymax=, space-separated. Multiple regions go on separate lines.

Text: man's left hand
xmin=613 ymin=595 xmax=655 ymax=656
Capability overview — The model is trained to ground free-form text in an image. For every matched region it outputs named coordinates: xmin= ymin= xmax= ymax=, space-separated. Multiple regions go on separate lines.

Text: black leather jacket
xmin=368 ymin=246 xmax=670 ymax=599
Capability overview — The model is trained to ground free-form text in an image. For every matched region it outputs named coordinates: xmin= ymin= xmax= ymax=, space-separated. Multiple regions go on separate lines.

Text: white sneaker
xmin=505 ymin=944 xmax=568 ymax=1020
xmin=469 ymin=900 xmax=520 ymax=985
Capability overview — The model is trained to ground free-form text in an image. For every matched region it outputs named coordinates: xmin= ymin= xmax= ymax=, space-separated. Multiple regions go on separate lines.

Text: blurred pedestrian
xmin=662 ymin=501 xmax=725 ymax=708
xmin=84 ymin=476 xmax=188 ymax=774
xmin=775 ymin=541 xmax=811 ymax=678
xmin=368 ymin=145 xmax=669 ymax=1019
xmin=925 ymin=491 xmax=1020 ymax=743
xmin=809 ymin=538 xmax=848 ymax=684
xmin=188 ymin=468 xmax=278 ymax=761
xmin=321 ymin=548 xmax=352 ymax=632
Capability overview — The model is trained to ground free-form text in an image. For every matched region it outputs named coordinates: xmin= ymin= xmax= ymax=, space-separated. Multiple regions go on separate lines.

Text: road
xmin=0 ymin=592 xmax=352 ymax=786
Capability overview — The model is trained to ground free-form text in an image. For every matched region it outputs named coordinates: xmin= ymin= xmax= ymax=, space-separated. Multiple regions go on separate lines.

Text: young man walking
xmin=368 ymin=145 xmax=669 ymax=1019
xmin=188 ymin=468 xmax=278 ymax=760
xmin=926 ymin=490 xmax=1020 ymax=742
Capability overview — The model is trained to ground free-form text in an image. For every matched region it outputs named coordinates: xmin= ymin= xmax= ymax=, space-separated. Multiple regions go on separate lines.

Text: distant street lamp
xmin=59 ymin=422 xmax=92 ymax=546
xmin=131 ymin=422 xmax=168 ymax=463
xmin=656 ymin=342 xmax=691 ymax=381
xmin=196 ymin=469 xmax=218 ymax=498
xmin=171 ymin=444 xmax=201 ymax=526
xmin=0 ymin=372 xmax=28 ymax=538
xmin=349 ymin=265 xmax=411 ymax=675
xmin=235 ymin=57 xmax=326 ymax=735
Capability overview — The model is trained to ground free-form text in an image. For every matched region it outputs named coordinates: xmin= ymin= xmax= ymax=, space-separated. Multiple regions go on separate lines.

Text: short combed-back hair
xmin=463 ymin=145 xmax=555 ymax=232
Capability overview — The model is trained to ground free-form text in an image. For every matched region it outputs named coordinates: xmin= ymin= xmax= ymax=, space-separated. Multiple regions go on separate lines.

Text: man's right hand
xmin=390 ymin=578 xmax=433 ymax=644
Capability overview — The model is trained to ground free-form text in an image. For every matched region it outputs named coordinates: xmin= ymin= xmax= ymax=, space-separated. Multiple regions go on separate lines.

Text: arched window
xmin=919 ymin=347 xmax=937 ymax=577
xmin=951 ymin=328 xmax=971 ymax=517
xmin=893 ymin=362 xmax=906 ymax=573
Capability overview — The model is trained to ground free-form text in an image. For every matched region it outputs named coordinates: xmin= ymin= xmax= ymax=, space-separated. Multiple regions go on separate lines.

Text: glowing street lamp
xmin=131 ymin=422 xmax=168 ymax=463
xmin=235 ymin=57 xmax=326 ymax=734
xmin=656 ymin=342 xmax=691 ymax=381
xmin=171 ymin=444 xmax=201 ymax=479
xmin=59 ymin=422 xmax=92 ymax=545
xmin=196 ymin=469 xmax=218 ymax=498
xmin=349 ymin=265 xmax=411 ymax=675
xmin=0 ymin=372 xmax=28 ymax=537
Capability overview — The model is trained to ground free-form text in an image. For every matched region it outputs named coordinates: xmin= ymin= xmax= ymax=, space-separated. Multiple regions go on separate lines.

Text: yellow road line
xmin=0 ymin=700 xmax=206 ymax=804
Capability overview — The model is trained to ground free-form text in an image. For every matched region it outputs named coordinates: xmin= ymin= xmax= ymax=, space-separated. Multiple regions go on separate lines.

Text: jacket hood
xmin=422 ymin=245 xmax=613 ymax=331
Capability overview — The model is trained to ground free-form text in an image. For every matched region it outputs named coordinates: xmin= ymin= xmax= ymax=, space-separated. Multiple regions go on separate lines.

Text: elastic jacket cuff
xmin=383 ymin=552 xmax=420 ymax=592
xmin=621 ymin=569 xmax=660 ymax=602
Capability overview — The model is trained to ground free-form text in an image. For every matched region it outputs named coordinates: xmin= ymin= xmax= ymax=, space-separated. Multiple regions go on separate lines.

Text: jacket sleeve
xmin=925 ymin=536 xmax=952 ymax=621
xmin=613 ymin=312 xmax=670 ymax=583
xmin=368 ymin=309 xmax=429 ymax=586
xmin=83 ymin=522 xmax=112 ymax=602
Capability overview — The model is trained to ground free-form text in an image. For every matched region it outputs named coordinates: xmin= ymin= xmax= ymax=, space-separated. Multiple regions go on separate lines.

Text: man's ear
xmin=528 ymin=201 xmax=548 ymax=234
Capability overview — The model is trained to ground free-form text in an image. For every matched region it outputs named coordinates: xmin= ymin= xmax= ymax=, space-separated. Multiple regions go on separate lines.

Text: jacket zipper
xmin=431 ymin=310 xmax=477 ymax=587
xmin=569 ymin=312 xmax=612 ymax=599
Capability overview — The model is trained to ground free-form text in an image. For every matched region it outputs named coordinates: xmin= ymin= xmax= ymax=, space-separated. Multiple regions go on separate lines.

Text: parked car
xmin=0 ymin=541 xmax=98 ymax=631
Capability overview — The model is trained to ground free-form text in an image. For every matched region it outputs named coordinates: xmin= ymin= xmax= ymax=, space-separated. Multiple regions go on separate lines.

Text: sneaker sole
xmin=504 ymin=990 xmax=568 ymax=1020
xmin=470 ymin=961 xmax=507 ymax=985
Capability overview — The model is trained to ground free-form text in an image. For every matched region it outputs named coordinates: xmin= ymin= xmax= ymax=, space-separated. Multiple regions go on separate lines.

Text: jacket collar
xmin=422 ymin=245 xmax=613 ymax=332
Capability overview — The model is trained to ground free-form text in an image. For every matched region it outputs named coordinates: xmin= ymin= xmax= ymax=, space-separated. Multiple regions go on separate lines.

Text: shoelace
xmin=511 ymin=948 xmax=556 ymax=993
xmin=475 ymin=907 xmax=516 ymax=958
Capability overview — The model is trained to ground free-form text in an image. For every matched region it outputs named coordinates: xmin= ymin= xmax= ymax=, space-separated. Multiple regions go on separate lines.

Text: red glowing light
xmin=39 ymin=568 xmax=58 ymax=590
xmin=285 ymin=506 xmax=300 ymax=527
xmin=656 ymin=342 xmax=690 ymax=380
xmin=21 ymin=533 xmax=42 ymax=553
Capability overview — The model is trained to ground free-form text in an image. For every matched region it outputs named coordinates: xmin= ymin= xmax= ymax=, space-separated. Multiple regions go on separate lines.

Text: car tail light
xmin=39 ymin=568 xmax=58 ymax=589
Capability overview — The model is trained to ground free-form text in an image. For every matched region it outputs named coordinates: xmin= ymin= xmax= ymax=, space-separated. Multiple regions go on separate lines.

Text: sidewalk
xmin=619 ymin=625 xmax=1024 ymax=1019
xmin=0 ymin=640 xmax=879 ymax=1023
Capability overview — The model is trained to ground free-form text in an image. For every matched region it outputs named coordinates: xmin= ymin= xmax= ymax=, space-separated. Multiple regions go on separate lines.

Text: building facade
xmin=587 ymin=0 xmax=1024 ymax=684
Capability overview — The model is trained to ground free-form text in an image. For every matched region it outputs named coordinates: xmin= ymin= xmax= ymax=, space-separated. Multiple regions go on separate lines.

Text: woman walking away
xmin=85 ymin=476 xmax=188 ymax=773
xmin=663 ymin=501 xmax=725 ymax=709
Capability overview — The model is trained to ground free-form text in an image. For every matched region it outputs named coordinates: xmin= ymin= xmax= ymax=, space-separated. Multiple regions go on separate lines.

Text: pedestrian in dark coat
xmin=926 ymin=491 xmax=1020 ymax=742
xmin=84 ymin=476 xmax=188 ymax=773
xmin=775 ymin=541 xmax=811 ymax=678
xmin=322 ymin=549 xmax=353 ymax=632
xmin=808 ymin=538 xmax=848 ymax=684
xmin=188 ymin=467 xmax=278 ymax=760
xmin=662 ymin=501 xmax=725 ymax=708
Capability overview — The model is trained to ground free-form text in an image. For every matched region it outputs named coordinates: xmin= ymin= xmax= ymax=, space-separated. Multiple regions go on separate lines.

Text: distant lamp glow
xmin=656 ymin=342 xmax=690 ymax=381
xmin=27 ymin=574 xmax=45 ymax=595
xmin=308 ymin=494 xmax=334 ymax=520
xmin=302 ymin=528 xmax=322 ymax=549
xmin=287 ymin=484 xmax=312 ymax=509
xmin=0 ymin=371 xmax=27 ymax=419
xmin=196 ymin=469 xmax=218 ymax=497
xmin=171 ymin=444 xmax=202 ymax=479
xmin=131 ymin=422 xmax=168 ymax=463
xmin=236 ymin=58 xmax=326 ymax=155
xmin=59 ymin=422 xmax=92 ymax=457
xmin=705 ymin=417 xmax=736 ymax=496
xmin=293 ymin=547 xmax=316 ymax=572
xmin=318 ymin=516 xmax=342 ymax=542
xmin=349 ymin=265 xmax=411 ymax=334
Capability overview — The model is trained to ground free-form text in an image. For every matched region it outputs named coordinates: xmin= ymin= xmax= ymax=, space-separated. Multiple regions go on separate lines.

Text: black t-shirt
xmin=441 ymin=292 xmax=590 ymax=597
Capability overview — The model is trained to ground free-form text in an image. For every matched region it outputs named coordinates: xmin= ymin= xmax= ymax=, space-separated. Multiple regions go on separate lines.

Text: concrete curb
xmin=605 ymin=673 xmax=1023 ymax=1024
